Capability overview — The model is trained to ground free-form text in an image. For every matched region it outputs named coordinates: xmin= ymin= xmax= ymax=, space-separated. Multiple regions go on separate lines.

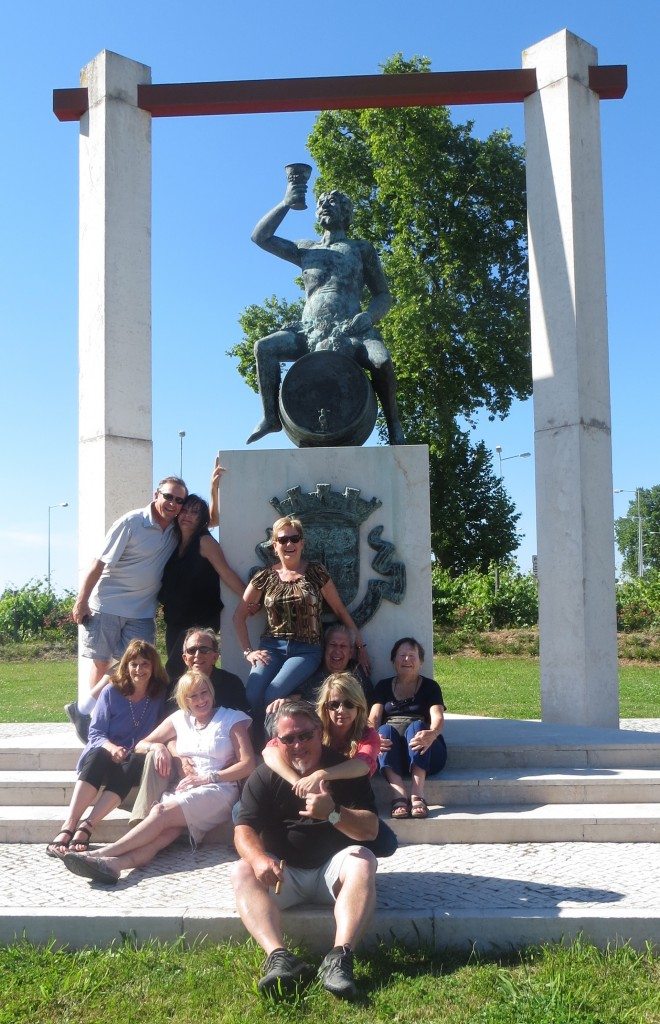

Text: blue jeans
xmin=377 ymin=720 xmax=447 ymax=777
xmin=245 ymin=637 xmax=322 ymax=715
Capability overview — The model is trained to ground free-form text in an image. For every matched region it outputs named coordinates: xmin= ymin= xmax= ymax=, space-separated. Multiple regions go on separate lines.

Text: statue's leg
xmin=355 ymin=338 xmax=406 ymax=446
xmin=246 ymin=330 xmax=302 ymax=445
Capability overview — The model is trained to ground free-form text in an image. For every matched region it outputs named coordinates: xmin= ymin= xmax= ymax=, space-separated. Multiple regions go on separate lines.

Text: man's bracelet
xmin=243 ymin=648 xmax=253 ymax=659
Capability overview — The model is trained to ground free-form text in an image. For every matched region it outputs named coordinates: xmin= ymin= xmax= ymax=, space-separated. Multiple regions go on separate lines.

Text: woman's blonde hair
xmin=270 ymin=516 xmax=304 ymax=544
xmin=316 ymin=672 xmax=368 ymax=759
xmin=173 ymin=670 xmax=215 ymax=712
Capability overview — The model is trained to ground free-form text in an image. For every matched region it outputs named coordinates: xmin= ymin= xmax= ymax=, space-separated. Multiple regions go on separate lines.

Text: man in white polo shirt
xmin=66 ymin=476 xmax=187 ymax=739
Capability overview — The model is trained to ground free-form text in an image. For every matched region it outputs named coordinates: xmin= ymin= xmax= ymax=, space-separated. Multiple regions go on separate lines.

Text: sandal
xmin=62 ymin=852 xmax=119 ymax=885
xmin=70 ymin=819 xmax=93 ymax=852
xmin=410 ymin=796 xmax=429 ymax=819
xmin=390 ymin=798 xmax=410 ymax=819
xmin=45 ymin=828 xmax=74 ymax=858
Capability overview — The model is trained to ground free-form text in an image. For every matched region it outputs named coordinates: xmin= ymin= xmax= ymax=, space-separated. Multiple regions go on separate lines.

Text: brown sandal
xmin=45 ymin=828 xmax=74 ymax=858
xmin=390 ymin=798 xmax=410 ymax=819
xmin=70 ymin=820 xmax=93 ymax=852
xmin=410 ymin=796 xmax=429 ymax=819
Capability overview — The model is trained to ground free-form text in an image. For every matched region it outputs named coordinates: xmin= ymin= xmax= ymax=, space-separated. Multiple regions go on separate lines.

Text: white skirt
xmin=162 ymin=782 xmax=238 ymax=843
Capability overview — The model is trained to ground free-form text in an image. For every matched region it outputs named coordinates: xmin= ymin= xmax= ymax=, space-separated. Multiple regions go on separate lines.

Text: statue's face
xmin=316 ymin=192 xmax=346 ymax=230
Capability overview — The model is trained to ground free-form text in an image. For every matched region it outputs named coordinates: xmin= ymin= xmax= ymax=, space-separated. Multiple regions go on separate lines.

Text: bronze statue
xmin=246 ymin=169 xmax=405 ymax=447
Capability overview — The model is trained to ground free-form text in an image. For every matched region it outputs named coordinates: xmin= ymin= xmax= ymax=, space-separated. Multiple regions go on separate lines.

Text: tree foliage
xmin=615 ymin=486 xmax=660 ymax=577
xmin=229 ymin=54 xmax=530 ymax=571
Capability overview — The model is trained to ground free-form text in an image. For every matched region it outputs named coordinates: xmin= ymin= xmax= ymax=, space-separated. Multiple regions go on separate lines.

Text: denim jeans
xmin=245 ymin=637 xmax=322 ymax=715
xmin=377 ymin=720 xmax=447 ymax=777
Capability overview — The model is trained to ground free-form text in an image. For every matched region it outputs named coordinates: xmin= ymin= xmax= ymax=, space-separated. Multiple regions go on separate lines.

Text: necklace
xmin=128 ymin=694 xmax=151 ymax=743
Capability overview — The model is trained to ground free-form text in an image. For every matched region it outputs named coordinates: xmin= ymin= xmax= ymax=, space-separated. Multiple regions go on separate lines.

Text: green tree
xmin=229 ymin=54 xmax=530 ymax=570
xmin=615 ymin=486 xmax=660 ymax=577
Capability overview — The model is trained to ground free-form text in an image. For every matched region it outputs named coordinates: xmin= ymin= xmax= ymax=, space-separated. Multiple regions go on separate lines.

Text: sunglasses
xmin=185 ymin=645 xmax=215 ymax=656
xmin=326 ymin=699 xmax=357 ymax=711
xmin=159 ymin=491 xmax=186 ymax=505
xmin=276 ymin=534 xmax=302 ymax=544
xmin=277 ymin=728 xmax=316 ymax=745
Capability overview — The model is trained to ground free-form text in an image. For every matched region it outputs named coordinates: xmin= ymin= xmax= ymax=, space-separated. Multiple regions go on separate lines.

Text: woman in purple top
xmin=46 ymin=640 xmax=167 ymax=857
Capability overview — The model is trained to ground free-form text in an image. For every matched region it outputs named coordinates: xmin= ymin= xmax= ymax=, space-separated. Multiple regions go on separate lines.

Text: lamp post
xmin=178 ymin=430 xmax=186 ymax=478
xmin=494 ymin=446 xmax=532 ymax=593
xmin=47 ymin=502 xmax=69 ymax=590
xmin=614 ymin=488 xmax=644 ymax=577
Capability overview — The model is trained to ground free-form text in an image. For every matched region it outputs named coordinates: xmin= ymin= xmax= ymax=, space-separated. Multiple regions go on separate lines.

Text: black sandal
xmin=45 ymin=828 xmax=74 ymax=858
xmin=390 ymin=798 xmax=410 ymax=819
xmin=410 ymin=796 xmax=429 ymax=819
xmin=70 ymin=820 xmax=93 ymax=852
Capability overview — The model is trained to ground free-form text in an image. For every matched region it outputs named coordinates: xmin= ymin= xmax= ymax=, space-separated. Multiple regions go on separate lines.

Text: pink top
xmin=265 ymin=725 xmax=380 ymax=777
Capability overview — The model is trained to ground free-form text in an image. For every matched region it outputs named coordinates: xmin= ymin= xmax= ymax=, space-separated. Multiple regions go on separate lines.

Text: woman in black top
xmin=159 ymin=494 xmax=245 ymax=680
xmin=369 ymin=636 xmax=447 ymax=820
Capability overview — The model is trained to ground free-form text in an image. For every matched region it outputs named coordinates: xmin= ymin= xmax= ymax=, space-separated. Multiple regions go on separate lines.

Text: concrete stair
xmin=0 ymin=716 xmax=658 ymax=952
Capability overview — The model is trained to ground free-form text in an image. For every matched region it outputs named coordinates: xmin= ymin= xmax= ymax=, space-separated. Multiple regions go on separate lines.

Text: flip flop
xmin=390 ymin=798 xmax=410 ymax=819
xmin=45 ymin=829 xmax=74 ymax=858
xmin=410 ymin=796 xmax=429 ymax=819
xmin=62 ymin=852 xmax=119 ymax=885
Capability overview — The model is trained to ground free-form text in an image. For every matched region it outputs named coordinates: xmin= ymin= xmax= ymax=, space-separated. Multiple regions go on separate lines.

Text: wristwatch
xmin=328 ymin=805 xmax=341 ymax=826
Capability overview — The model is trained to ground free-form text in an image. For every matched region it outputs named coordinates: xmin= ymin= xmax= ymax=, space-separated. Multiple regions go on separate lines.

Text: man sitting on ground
xmin=231 ymin=699 xmax=378 ymax=1000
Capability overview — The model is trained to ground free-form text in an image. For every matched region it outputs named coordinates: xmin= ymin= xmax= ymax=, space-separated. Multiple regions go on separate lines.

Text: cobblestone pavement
xmin=4 ymin=839 xmax=659 ymax=914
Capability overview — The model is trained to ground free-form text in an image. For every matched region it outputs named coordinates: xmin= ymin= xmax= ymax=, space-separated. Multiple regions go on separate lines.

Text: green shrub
xmin=431 ymin=562 xmax=538 ymax=631
xmin=616 ymin=571 xmax=660 ymax=631
xmin=0 ymin=580 xmax=76 ymax=643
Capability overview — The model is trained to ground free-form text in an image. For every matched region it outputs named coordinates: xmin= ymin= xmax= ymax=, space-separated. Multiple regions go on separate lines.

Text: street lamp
xmin=493 ymin=446 xmax=532 ymax=593
xmin=178 ymin=430 xmax=186 ymax=477
xmin=614 ymin=488 xmax=644 ymax=577
xmin=47 ymin=502 xmax=69 ymax=590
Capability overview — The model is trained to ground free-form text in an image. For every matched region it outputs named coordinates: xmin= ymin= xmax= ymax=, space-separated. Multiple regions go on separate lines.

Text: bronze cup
xmin=285 ymin=162 xmax=312 ymax=210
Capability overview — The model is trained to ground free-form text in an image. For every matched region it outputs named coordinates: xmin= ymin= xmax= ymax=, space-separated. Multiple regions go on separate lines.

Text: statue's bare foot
xmin=246 ymin=418 xmax=283 ymax=445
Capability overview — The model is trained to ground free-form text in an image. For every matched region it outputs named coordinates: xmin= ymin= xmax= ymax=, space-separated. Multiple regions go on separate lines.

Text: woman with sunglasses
xmin=159 ymin=489 xmax=246 ymax=681
xmin=262 ymin=674 xmax=397 ymax=856
xmin=233 ymin=516 xmax=368 ymax=735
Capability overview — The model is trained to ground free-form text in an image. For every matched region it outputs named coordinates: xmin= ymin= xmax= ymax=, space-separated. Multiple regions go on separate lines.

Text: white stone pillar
xmin=523 ymin=30 xmax=618 ymax=727
xmin=77 ymin=51 xmax=153 ymax=688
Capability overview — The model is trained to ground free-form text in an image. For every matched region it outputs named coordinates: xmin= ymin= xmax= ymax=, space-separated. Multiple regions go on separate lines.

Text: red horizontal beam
xmin=53 ymin=65 xmax=627 ymax=122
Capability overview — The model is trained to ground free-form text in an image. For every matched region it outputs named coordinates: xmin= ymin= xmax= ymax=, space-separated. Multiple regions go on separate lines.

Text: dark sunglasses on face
xmin=276 ymin=534 xmax=302 ymax=544
xmin=326 ymin=699 xmax=357 ymax=711
xmin=277 ymin=728 xmax=316 ymax=745
xmin=159 ymin=490 xmax=186 ymax=505
xmin=185 ymin=645 xmax=214 ymax=656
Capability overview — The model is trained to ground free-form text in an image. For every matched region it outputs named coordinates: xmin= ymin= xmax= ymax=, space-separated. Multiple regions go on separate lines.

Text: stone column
xmin=77 ymin=51 xmax=153 ymax=688
xmin=523 ymin=30 xmax=618 ymax=727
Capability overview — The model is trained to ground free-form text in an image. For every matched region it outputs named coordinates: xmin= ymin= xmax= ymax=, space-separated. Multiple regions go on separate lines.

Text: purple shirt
xmin=76 ymin=683 xmax=164 ymax=773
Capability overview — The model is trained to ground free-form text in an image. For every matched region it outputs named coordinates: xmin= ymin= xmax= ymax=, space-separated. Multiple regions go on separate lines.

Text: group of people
xmin=51 ymin=465 xmax=447 ymax=998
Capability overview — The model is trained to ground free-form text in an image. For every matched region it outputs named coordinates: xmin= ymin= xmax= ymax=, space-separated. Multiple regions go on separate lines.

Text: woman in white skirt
xmin=60 ymin=670 xmax=254 ymax=885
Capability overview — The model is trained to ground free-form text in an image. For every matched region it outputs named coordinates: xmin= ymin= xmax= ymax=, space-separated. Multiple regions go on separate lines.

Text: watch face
xmin=328 ymin=809 xmax=341 ymax=824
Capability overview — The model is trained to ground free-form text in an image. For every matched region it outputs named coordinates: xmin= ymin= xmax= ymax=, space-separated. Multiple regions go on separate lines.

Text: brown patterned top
xmin=251 ymin=561 xmax=331 ymax=645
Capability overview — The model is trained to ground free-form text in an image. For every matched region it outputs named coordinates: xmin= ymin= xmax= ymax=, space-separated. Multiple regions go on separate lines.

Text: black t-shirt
xmin=236 ymin=748 xmax=377 ymax=868
xmin=373 ymin=675 xmax=445 ymax=726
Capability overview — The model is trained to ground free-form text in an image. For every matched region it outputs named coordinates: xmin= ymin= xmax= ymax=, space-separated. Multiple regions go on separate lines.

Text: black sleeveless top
xmin=158 ymin=530 xmax=224 ymax=630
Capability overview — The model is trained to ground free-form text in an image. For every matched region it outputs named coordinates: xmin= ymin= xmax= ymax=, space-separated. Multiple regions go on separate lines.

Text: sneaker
xmin=258 ymin=947 xmax=314 ymax=995
xmin=317 ymin=945 xmax=357 ymax=1000
xmin=64 ymin=702 xmax=91 ymax=744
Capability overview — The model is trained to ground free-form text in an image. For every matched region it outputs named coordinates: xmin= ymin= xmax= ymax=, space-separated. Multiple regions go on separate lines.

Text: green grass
xmin=0 ymin=937 xmax=658 ymax=1024
xmin=0 ymin=656 xmax=658 ymax=723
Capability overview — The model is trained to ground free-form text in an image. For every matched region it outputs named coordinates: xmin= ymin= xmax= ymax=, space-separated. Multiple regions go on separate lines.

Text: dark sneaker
xmin=64 ymin=702 xmax=91 ymax=744
xmin=258 ymin=948 xmax=314 ymax=996
xmin=317 ymin=945 xmax=357 ymax=1000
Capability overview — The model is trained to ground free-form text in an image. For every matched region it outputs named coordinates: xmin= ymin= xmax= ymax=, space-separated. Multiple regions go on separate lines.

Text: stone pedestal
xmin=523 ymin=30 xmax=618 ymax=727
xmin=218 ymin=445 xmax=432 ymax=687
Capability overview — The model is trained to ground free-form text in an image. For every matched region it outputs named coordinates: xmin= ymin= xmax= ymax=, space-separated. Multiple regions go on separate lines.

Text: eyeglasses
xmin=326 ymin=699 xmax=357 ymax=711
xmin=184 ymin=645 xmax=215 ymax=656
xmin=277 ymin=728 xmax=316 ymax=745
xmin=276 ymin=534 xmax=302 ymax=544
xmin=159 ymin=491 xmax=186 ymax=505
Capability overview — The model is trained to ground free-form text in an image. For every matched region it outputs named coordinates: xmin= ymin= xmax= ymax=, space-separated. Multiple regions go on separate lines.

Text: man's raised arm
xmin=251 ymin=182 xmax=306 ymax=266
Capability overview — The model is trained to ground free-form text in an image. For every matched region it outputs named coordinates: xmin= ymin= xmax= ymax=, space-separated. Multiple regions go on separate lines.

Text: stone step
xmin=3 ymin=801 xmax=658 ymax=845
xmin=373 ymin=767 xmax=660 ymax=807
xmin=5 ymin=766 xmax=660 ymax=808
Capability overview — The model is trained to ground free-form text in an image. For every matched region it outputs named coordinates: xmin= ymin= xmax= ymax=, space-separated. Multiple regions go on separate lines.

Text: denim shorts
xmin=79 ymin=611 xmax=155 ymax=661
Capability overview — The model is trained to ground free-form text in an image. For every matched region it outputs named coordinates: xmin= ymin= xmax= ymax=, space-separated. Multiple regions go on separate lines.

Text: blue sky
xmin=1 ymin=0 xmax=658 ymax=593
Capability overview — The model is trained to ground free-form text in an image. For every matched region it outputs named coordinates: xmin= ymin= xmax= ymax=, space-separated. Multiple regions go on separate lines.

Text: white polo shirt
xmin=88 ymin=505 xmax=178 ymax=619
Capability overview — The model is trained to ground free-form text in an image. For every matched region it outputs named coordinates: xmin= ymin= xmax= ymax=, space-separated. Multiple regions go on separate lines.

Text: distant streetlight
xmin=494 ymin=446 xmax=532 ymax=593
xmin=47 ymin=502 xmax=69 ymax=590
xmin=178 ymin=430 xmax=186 ymax=477
xmin=614 ymin=487 xmax=644 ymax=577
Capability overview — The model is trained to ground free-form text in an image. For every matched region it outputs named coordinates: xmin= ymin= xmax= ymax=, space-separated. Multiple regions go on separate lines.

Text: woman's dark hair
xmin=389 ymin=636 xmax=425 ymax=663
xmin=179 ymin=493 xmax=211 ymax=536
xmin=110 ymin=639 xmax=168 ymax=698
